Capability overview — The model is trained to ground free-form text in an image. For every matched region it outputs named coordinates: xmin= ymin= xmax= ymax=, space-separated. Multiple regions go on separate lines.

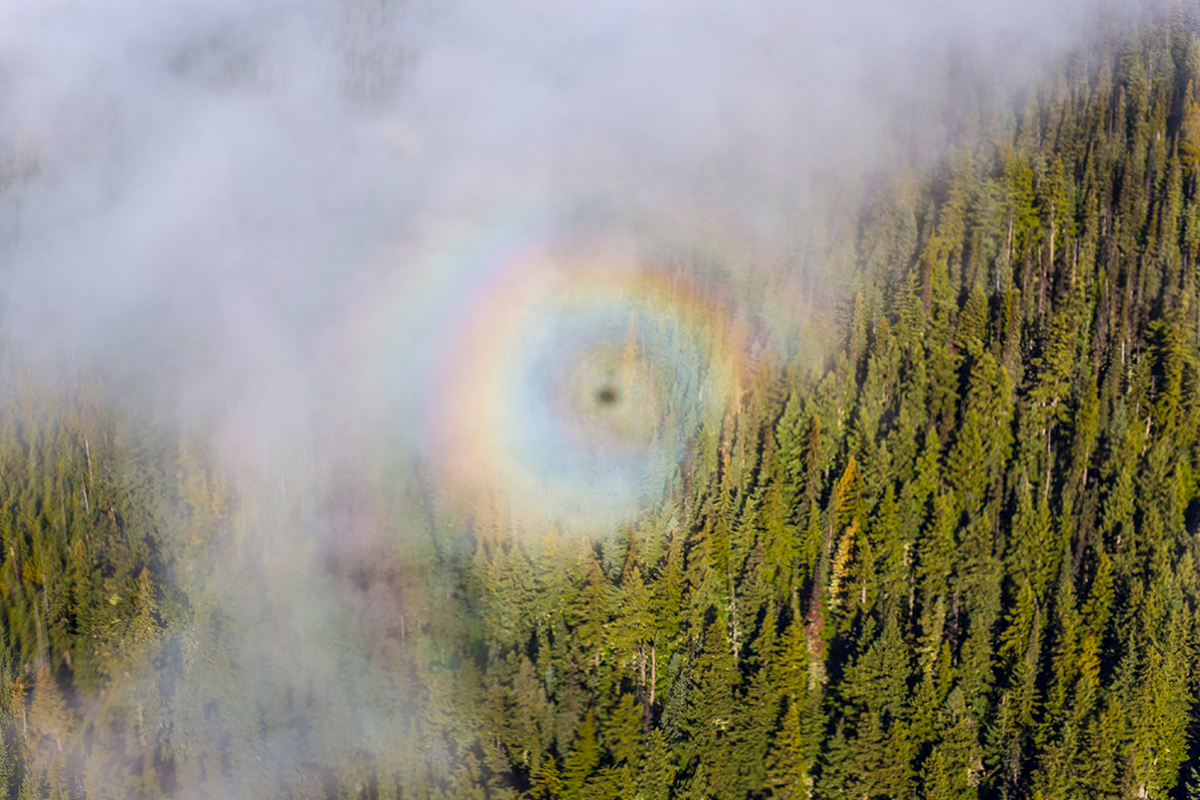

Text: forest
xmin=3 ymin=5 xmax=1200 ymax=800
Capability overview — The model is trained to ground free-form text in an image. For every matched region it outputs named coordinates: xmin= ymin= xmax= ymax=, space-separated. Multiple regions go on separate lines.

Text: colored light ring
xmin=416 ymin=240 xmax=745 ymax=527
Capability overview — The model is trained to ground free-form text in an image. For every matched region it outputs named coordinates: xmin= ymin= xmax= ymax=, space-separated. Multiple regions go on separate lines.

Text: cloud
xmin=0 ymin=0 xmax=1116 ymax=420
xmin=0 ymin=0 xmax=1113 ymax=355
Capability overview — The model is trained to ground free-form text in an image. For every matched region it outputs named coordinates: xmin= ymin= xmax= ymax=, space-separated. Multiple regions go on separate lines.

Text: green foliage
xmin=5 ymin=10 xmax=1200 ymax=800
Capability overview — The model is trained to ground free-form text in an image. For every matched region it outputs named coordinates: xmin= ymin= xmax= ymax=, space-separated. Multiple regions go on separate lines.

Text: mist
xmin=0 ymin=0 xmax=1119 ymax=500
xmin=0 ymin=0 xmax=1144 ymax=795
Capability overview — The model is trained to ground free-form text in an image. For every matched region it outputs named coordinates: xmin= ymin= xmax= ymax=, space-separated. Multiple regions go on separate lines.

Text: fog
xmin=0 ymin=0 xmax=1119 ymax=497
xmin=0 ymin=0 xmax=1143 ymax=794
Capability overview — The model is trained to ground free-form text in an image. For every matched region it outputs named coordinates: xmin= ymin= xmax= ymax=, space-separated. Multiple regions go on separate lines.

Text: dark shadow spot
xmin=597 ymin=387 xmax=618 ymax=405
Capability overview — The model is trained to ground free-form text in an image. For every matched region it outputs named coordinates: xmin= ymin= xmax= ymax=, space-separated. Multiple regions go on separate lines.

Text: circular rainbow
xmin=352 ymin=221 xmax=750 ymax=530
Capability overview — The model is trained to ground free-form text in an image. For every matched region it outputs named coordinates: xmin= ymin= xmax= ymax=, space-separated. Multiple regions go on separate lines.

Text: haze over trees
xmin=2 ymin=5 xmax=1200 ymax=800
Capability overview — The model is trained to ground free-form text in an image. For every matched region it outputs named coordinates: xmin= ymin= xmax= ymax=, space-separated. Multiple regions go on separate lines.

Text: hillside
xmin=2 ymin=7 xmax=1200 ymax=800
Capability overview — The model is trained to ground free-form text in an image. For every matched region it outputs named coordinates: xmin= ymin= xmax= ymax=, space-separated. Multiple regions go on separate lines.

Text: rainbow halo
xmin=369 ymin=227 xmax=748 ymax=531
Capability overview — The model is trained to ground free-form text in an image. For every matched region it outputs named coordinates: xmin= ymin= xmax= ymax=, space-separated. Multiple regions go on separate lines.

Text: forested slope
xmin=3 ymin=9 xmax=1200 ymax=800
